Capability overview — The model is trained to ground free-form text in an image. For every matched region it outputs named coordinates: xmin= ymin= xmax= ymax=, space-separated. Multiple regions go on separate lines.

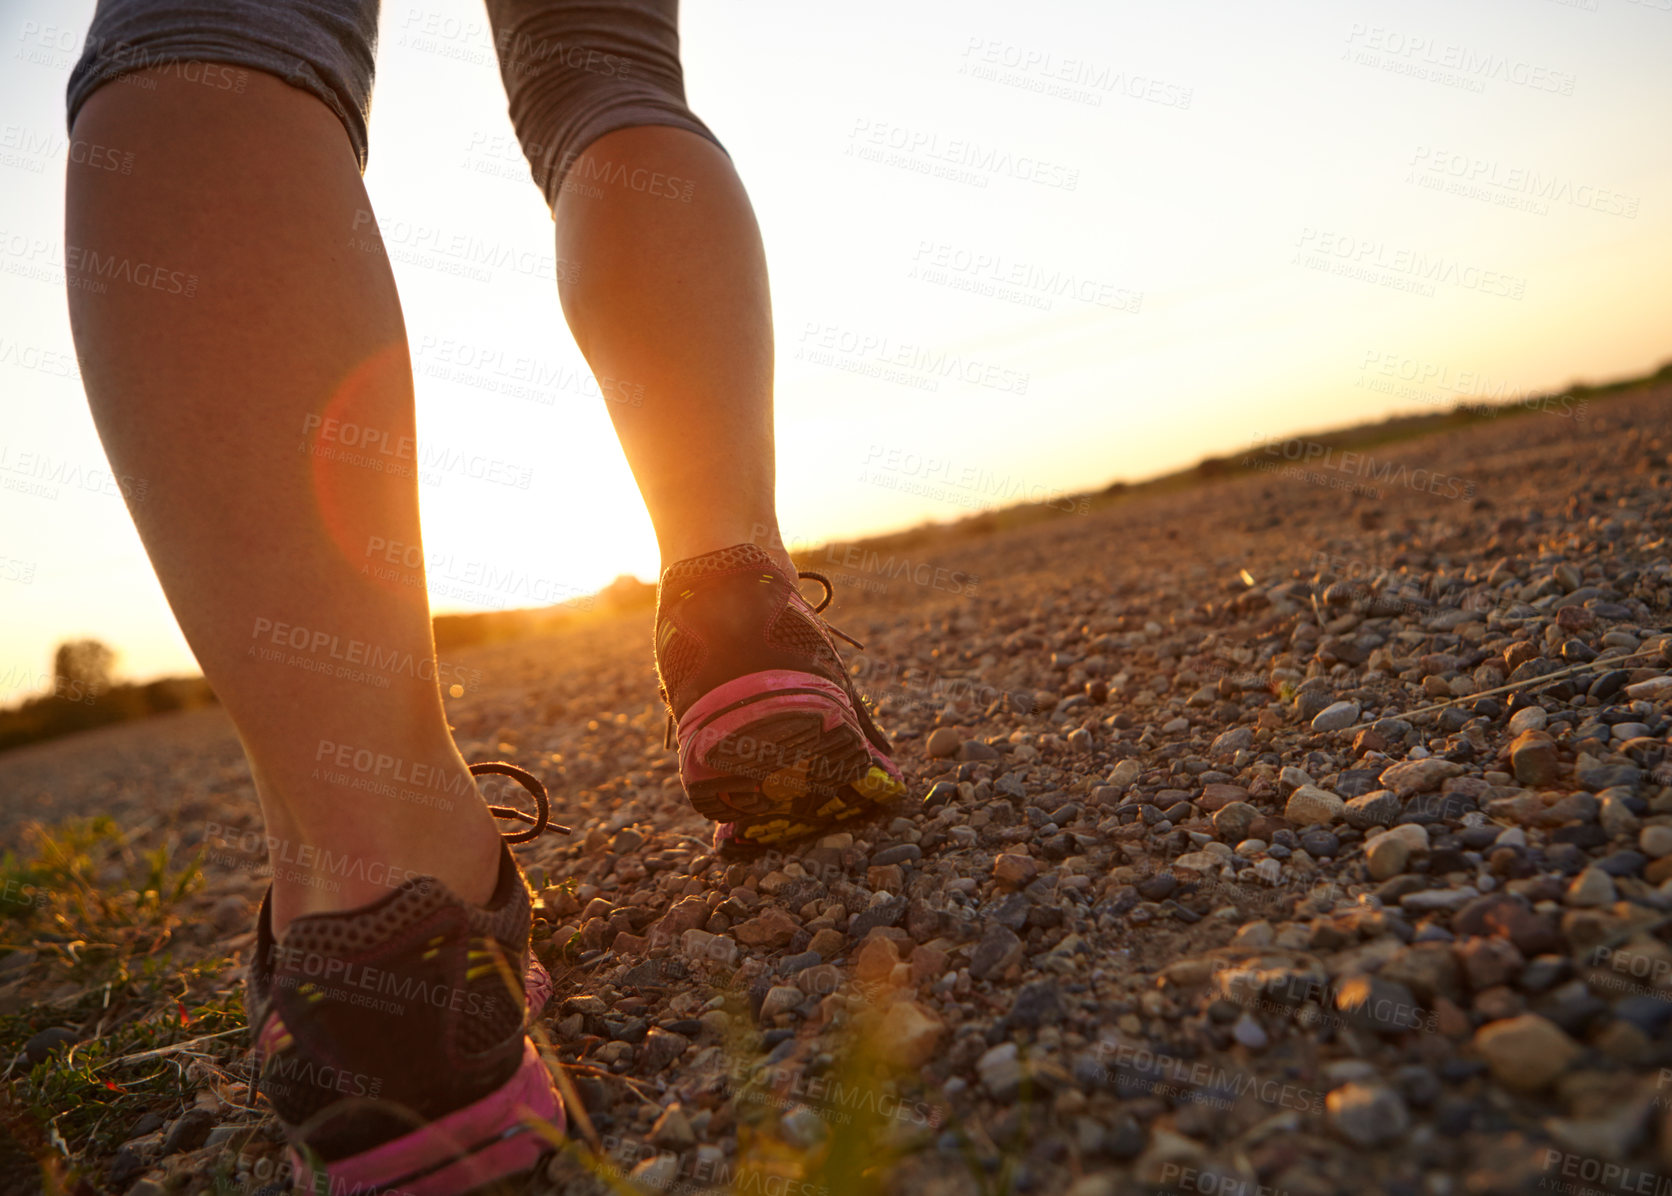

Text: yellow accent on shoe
xmin=853 ymin=766 xmax=906 ymax=800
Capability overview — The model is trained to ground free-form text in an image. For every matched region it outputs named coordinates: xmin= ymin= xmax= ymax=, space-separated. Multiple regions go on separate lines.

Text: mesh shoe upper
xmin=245 ymin=845 xmax=538 ymax=1162
xmin=655 ymin=543 xmax=851 ymax=717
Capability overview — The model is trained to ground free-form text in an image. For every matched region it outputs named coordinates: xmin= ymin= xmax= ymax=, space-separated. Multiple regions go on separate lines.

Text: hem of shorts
xmin=67 ymin=55 xmax=367 ymax=170
xmin=540 ymin=113 xmax=728 ymax=210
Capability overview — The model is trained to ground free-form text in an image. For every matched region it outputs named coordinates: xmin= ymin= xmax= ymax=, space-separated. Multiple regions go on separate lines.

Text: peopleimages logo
xmin=860 ymin=444 xmax=1084 ymax=512
xmin=0 ymin=337 xmax=80 ymax=380
xmin=1539 ymin=1149 xmax=1672 ymax=1196
xmin=247 ymin=616 xmax=482 ymax=689
xmin=797 ymin=323 xmax=1030 ymax=396
xmin=1088 ymin=1039 xmax=1327 ymax=1113
xmin=1343 ymin=24 xmax=1577 ymax=95
xmin=1294 ymin=228 xmax=1526 ymax=300
xmin=958 ymin=37 xmax=1193 ymax=109
xmin=1245 ymin=433 xmax=1476 ymax=501
xmin=1356 ymin=349 xmax=1588 ymax=419
xmin=1408 ymin=147 xmax=1639 ymax=218
xmin=847 ymin=117 xmax=1080 ymax=191
xmin=723 ymin=1057 xmax=944 ymax=1128
xmin=909 ymin=240 xmax=1143 ymax=313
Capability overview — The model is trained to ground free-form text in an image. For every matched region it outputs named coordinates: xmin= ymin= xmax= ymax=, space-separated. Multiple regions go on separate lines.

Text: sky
xmin=2 ymin=0 xmax=1670 ymax=701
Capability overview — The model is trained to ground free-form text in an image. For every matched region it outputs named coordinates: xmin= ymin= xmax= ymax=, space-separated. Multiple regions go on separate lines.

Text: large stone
xmin=1473 ymin=1015 xmax=1581 ymax=1091
xmin=1211 ymin=727 xmax=1254 ymax=758
xmin=23 ymin=1027 xmax=77 ymax=1067
xmin=1286 ymin=785 xmax=1345 ymax=826
xmin=1400 ymin=886 xmax=1479 ymax=914
xmin=1379 ymin=758 xmax=1465 ymax=797
xmin=848 ymin=896 xmax=906 ymax=938
xmin=993 ymin=853 xmax=1039 ymax=888
xmin=1380 ymin=823 xmax=1430 ymax=854
xmin=1380 ymin=942 xmax=1462 ymax=1003
xmin=681 ymin=928 xmax=739 ymax=966
xmin=854 ymin=936 xmax=901 ymax=985
xmin=1212 ymin=802 xmax=1260 ymax=842
xmin=1367 ymin=834 xmax=1411 ymax=880
xmin=1565 ymin=868 xmax=1616 ymax=908
xmin=874 ymin=1000 xmax=944 ymax=1068
xmin=1312 ymin=701 xmax=1361 ymax=733
xmin=1625 ymin=676 xmax=1672 ymax=701
xmin=1641 ymin=825 xmax=1672 ymax=859
xmin=970 ymin=925 xmax=1024 ymax=980
xmin=1009 ymin=979 xmax=1067 ymax=1028
xmin=1108 ymin=760 xmax=1143 ymax=789
xmin=659 ymin=895 xmax=713 ymax=938
xmin=1575 ymin=754 xmax=1640 ymax=790
xmin=1600 ymin=794 xmax=1641 ymax=837
xmin=1508 ymin=707 xmax=1548 ymax=736
xmin=926 ymin=727 xmax=962 ymax=758
xmin=639 ymin=1027 xmax=689 ymax=1073
xmin=1279 ymin=765 xmax=1315 ymax=792
xmin=1344 ymin=790 xmax=1401 ymax=829
xmin=734 ymin=909 xmax=799 ymax=949
xmin=1510 ymin=732 xmax=1560 ymax=787
xmin=1327 ymin=1082 xmax=1410 ymax=1146
xmin=160 ymin=1109 xmax=215 ymax=1156
xmin=1198 ymin=782 xmax=1249 ymax=811
xmin=1452 ymin=894 xmax=1562 ymax=956
xmin=977 ymin=1042 xmax=1023 ymax=1100
xmin=650 ymin=1104 xmax=696 ymax=1150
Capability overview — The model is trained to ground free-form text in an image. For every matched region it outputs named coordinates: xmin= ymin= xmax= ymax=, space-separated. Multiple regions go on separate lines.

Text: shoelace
xmin=246 ymin=763 xmax=563 ymax=1103
xmin=659 ymin=569 xmax=867 ymax=750
xmin=793 ymin=570 xmax=866 ymax=651
xmin=469 ymin=761 xmax=570 ymax=842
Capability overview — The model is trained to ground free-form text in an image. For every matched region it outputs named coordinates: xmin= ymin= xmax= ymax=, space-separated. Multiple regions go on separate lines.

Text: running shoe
xmin=654 ymin=543 xmax=907 ymax=850
xmin=244 ymin=762 xmax=568 ymax=1195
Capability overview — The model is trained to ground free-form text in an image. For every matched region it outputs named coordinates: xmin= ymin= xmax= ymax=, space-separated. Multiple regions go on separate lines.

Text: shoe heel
xmin=677 ymin=670 xmax=905 ymax=836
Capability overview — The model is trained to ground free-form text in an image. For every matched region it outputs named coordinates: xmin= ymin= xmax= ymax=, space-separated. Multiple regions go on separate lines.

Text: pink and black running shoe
xmin=654 ymin=543 xmax=907 ymax=850
xmin=244 ymin=763 xmax=567 ymax=1195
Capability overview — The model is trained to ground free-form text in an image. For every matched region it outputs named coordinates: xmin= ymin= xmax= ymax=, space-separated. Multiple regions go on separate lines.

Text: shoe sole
xmin=286 ymin=963 xmax=563 ymax=1195
xmin=677 ymin=669 xmax=907 ymax=846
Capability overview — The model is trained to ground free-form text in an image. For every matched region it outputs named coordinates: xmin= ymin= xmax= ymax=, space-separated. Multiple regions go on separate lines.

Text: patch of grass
xmin=0 ymin=817 xmax=249 ymax=1184
xmin=539 ymin=971 xmax=986 ymax=1196
xmin=2 ymin=820 xmax=1055 ymax=1194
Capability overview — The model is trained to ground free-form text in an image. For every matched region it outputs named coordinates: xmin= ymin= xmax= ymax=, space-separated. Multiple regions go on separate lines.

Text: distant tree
xmin=52 ymin=639 xmax=115 ymax=700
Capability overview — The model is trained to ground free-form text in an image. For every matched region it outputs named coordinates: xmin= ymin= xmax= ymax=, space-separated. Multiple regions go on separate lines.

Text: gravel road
xmin=5 ymin=384 xmax=1672 ymax=1196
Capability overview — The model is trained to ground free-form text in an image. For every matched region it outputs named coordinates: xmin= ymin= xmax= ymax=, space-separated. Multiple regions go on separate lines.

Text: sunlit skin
xmin=555 ymin=125 xmax=792 ymax=577
xmin=65 ymin=70 xmax=790 ymax=933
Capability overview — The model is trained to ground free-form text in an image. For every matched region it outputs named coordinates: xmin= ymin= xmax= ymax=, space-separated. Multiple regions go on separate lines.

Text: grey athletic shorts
xmin=65 ymin=0 xmax=725 ymax=206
